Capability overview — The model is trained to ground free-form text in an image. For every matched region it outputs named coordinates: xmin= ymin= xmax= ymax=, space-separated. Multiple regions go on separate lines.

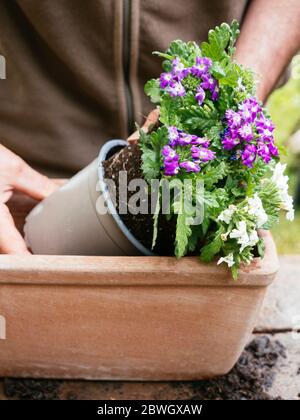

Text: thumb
xmin=13 ymin=160 xmax=59 ymax=201
xmin=127 ymin=108 xmax=160 ymax=144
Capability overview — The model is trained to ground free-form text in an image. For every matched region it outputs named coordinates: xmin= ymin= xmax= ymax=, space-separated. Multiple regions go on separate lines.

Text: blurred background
xmin=269 ymin=53 xmax=300 ymax=253
xmin=267 ymin=54 xmax=300 ymax=254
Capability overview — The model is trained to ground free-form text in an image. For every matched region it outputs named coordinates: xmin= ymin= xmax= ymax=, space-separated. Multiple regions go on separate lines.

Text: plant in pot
xmin=25 ymin=21 xmax=294 ymax=280
xmin=8 ymin=20 xmax=294 ymax=381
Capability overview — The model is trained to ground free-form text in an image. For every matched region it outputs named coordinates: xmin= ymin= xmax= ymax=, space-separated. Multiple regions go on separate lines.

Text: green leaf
xmin=152 ymin=188 xmax=161 ymax=250
xmin=144 ymin=79 xmax=161 ymax=104
xmin=165 ymin=40 xmax=191 ymax=65
xmin=140 ymin=126 xmax=169 ymax=183
xmin=228 ymin=20 xmax=240 ymax=56
xmin=159 ymin=95 xmax=182 ymax=127
xmin=256 ymin=238 xmax=265 ymax=259
xmin=218 ymin=63 xmax=240 ymax=88
xmin=175 ymin=211 xmax=192 ymax=258
xmin=200 ymin=226 xmax=225 ymax=263
xmin=231 ymin=264 xmax=239 ymax=281
xmin=202 ymin=161 xmax=228 ymax=188
xmin=180 ymin=104 xmax=219 ymax=133
xmin=173 ymin=184 xmax=194 ymax=258
xmin=207 ymin=125 xmax=222 ymax=146
xmin=188 ymin=224 xmax=203 ymax=252
xmin=140 ymin=149 xmax=160 ymax=182
xmin=152 ymin=51 xmax=174 ymax=61
xmin=211 ymin=62 xmax=227 ymax=78
xmin=258 ymin=179 xmax=282 ymax=229
xmin=201 ymin=23 xmax=231 ymax=61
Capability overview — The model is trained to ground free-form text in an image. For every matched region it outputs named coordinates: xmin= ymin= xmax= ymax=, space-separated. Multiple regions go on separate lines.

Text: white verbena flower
xmin=248 ymin=230 xmax=259 ymax=248
xmin=221 ymin=232 xmax=229 ymax=241
xmin=235 ymin=77 xmax=246 ymax=93
xmin=272 ymin=162 xmax=289 ymax=190
xmin=271 ymin=162 xmax=294 ymax=221
xmin=217 ymin=253 xmax=235 ymax=268
xmin=247 ymin=193 xmax=268 ymax=228
xmin=229 ymin=220 xmax=259 ymax=252
xmin=217 ymin=205 xmax=237 ymax=224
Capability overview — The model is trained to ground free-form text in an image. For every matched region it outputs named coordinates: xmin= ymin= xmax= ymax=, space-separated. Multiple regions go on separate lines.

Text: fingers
xmin=142 ymin=108 xmax=160 ymax=132
xmin=0 ymin=204 xmax=31 ymax=255
xmin=127 ymin=107 xmax=160 ymax=144
xmin=0 ymin=145 xmax=59 ymax=201
xmin=0 ymin=145 xmax=58 ymax=255
xmin=13 ymin=160 xmax=59 ymax=201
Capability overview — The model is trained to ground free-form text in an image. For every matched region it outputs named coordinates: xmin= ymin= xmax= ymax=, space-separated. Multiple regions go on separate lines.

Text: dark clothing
xmin=0 ymin=0 xmax=248 ymax=176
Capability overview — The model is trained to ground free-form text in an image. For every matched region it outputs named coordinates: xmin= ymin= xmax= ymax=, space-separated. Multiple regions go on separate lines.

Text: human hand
xmin=127 ymin=108 xmax=160 ymax=144
xmin=0 ymin=144 xmax=58 ymax=254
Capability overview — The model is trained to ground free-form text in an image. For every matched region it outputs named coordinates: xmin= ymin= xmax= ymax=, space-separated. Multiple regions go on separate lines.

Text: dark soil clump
xmin=3 ymin=378 xmax=61 ymax=400
xmin=103 ymin=143 xmax=175 ymax=255
xmin=188 ymin=335 xmax=286 ymax=400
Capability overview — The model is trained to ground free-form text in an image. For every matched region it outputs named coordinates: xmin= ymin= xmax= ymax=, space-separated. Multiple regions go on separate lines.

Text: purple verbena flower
xmin=179 ymin=161 xmax=201 ymax=173
xmin=171 ymin=57 xmax=189 ymax=81
xmin=238 ymin=123 xmax=254 ymax=142
xmin=241 ymin=144 xmax=256 ymax=168
xmin=195 ymin=85 xmax=205 ymax=106
xmin=257 ymin=141 xmax=271 ymax=163
xmin=190 ymin=136 xmax=210 ymax=147
xmin=162 ymin=145 xmax=178 ymax=161
xmin=162 ymin=143 xmax=180 ymax=176
xmin=190 ymin=57 xmax=212 ymax=77
xmin=256 ymin=114 xmax=275 ymax=131
xmin=211 ymin=81 xmax=219 ymax=101
xmin=243 ymin=97 xmax=262 ymax=120
xmin=191 ymin=145 xmax=215 ymax=162
xmin=222 ymin=134 xmax=240 ymax=150
xmin=172 ymin=58 xmax=185 ymax=75
xmin=159 ymin=72 xmax=173 ymax=89
xmin=168 ymin=126 xmax=180 ymax=147
xmin=238 ymin=102 xmax=255 ymax=123
xmin=200 ymin=74 xmax=219 ymax=101
xmin=225 ymin=110 xmax=242 ymax=129
xmin=222 ymin=98 xmax=277 ymax=167
xmin=200 ymin=74 xmax=216 ymax=91
xmin=257 ymin=126 xmax=274 ymax=142
xmin=177 ymin=132 xmax=195 ymax=146
xmin=165 ymin=80 xmax=186 ymax=97
xmin=196 ymin=56 xmax=212 ymax=68
xmin=164 ymin=160 xmax=180 ymax=176
xmin=268 ymin=142 xmax=279 ymax=157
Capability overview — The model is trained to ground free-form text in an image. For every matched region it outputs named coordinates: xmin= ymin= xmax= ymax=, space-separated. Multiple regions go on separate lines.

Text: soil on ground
xmin=2 ymin=336 xmax=286 ymax=400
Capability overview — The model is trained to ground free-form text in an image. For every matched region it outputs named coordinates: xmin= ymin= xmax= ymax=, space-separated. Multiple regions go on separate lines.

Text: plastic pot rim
xmin=98 ymin=139 xmax=154 ymax=256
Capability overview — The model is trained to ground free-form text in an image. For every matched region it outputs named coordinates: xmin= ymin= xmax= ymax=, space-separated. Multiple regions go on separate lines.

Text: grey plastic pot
xmin=24 ymin=140 xmax=153 ymax=256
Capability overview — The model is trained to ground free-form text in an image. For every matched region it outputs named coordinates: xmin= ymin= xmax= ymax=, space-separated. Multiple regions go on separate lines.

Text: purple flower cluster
xmin=222 ymin=97 xmax=278 ymax=167
xmin=162 ymin=126 xmax=215 ymax=176
xmin=159 ymin=57 xmax=219 ymax=104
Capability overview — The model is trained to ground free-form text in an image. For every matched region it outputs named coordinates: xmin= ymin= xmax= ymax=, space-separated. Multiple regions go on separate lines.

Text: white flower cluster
xmin=217 ymin=194 xmax=268 ymax=267
xmin=216 ymin=163 xmax=295 ymax=269
xmin=217 ymin=204 xmax=237 ymax=224
xmin=217 ymin=253 xmax=234 ymax=268
xmin=229 ymin=221 xmax=258 ymax=252
xmin=271 ymin=163 xmax=294 ymax=221
xmin=245 ymin=193 xmax=268 ymax=228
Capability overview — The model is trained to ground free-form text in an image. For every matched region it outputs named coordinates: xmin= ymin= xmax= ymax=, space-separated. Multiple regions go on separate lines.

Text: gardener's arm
xmin=235 ymin=0 xmax=300 ymax=102
xmin=0 ymin=144 xmax=58 ymax=254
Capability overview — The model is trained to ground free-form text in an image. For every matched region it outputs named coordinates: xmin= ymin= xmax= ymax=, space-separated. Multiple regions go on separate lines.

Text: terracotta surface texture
xmin=0 ymin=193 xmax=279 ymax=380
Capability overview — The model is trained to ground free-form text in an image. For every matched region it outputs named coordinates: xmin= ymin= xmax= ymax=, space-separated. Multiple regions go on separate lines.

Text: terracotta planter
xmin=24 ymin=140 xmax=152 ymax=256
xmin=0 ymin=194 xmax=279 ymax=380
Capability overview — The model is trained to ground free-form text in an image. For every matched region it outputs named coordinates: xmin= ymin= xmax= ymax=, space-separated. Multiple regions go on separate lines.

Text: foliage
xmin=140 ymin=21 xmax=294 ymax=279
